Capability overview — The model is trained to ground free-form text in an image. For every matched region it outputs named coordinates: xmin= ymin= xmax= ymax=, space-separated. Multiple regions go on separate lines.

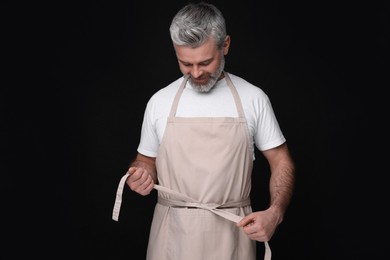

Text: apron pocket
xmin=167 ymin=207 xmax=239 ymax=259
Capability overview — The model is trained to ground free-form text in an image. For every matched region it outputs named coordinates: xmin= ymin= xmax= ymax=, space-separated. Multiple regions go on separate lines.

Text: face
xmin=174 ymin=36 xmax=230 ymax=92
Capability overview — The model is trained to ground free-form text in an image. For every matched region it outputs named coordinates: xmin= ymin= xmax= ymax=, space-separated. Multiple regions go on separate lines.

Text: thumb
xmin=127 ymin=167 xmax=137 ymax=175
xmin=237 ymin=214 xmax=254 ymax=227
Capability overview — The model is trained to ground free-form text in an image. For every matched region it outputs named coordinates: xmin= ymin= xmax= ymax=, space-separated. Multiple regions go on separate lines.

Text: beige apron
xmin=113 ymin=73 xmax=271 ymax=260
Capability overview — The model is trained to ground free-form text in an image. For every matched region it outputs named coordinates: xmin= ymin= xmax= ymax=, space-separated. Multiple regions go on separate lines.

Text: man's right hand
xmin=126 ymin=166 xmax=155 ymax=196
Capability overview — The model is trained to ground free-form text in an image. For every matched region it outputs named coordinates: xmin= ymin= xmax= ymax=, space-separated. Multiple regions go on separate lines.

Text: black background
xmin=3 ymin=0 xmax=388 ymax=259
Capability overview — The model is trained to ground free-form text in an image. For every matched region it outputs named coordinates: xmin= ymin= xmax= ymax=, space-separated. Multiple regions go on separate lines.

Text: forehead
xmin=174 ymin=38 xmax=219 ymax=63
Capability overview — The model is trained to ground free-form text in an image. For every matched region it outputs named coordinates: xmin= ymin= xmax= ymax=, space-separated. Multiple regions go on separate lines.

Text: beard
xmin=188 ymin=55 xmax=225 ymax=93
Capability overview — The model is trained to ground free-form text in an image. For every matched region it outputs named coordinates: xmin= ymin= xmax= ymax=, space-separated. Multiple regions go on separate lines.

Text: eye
xmin=199 ymin=60 xmax=211 ymax=66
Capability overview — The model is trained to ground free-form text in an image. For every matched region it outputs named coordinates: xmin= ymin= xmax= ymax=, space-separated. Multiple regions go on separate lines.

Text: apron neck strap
xmin=169 ymin=72 xmax=245 ymax=118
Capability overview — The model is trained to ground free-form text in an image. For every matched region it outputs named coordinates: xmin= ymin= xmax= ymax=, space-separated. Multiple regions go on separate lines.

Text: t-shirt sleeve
xmin=137 ymin=98 xmax=159 ymax=157
xmin=254 ymin=96 xmax=286 ymax=151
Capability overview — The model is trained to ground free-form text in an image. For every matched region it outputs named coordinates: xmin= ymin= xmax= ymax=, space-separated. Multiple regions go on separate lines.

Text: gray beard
xmin=189 ymin=56 xmax=225 ymax=93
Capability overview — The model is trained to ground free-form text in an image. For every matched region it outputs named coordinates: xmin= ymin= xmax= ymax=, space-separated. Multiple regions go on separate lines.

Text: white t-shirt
xmin=137 ymin=72 xmax=286 ymax=160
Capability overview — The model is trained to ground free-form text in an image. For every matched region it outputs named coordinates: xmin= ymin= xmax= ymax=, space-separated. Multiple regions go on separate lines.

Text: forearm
xmin=269 ymin=161 xmax=295 ymax=223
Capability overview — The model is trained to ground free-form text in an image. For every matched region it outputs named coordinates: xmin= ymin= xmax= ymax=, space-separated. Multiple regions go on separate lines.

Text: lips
xmin=192 ymin=77 xmax=208 ymax=85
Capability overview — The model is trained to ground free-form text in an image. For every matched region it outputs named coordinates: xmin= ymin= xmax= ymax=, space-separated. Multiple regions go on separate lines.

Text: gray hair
xmin=169 ymin=2 xmax=227 ymax=49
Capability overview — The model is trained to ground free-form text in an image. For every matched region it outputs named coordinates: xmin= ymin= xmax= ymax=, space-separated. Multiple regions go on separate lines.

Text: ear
xmin=223 ymin=35 xmax=231 ymax=55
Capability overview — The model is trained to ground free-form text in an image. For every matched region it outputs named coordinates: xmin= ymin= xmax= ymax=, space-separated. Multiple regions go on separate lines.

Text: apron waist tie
xmin=155 ymin=185 xmax=250 ymax=223
xmin=157 ymin=195 xmax=250 ymax=223
xmin=112 ymin=173 xmax=272 ymax=260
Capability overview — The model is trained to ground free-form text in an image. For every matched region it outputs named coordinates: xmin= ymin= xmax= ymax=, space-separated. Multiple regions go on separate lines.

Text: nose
xmin=191 ymin=66 xmax=203 ymax=79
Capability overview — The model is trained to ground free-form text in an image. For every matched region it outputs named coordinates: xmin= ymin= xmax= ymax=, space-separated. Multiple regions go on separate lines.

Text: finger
xmin=137 ymin=176 xmax=155 ymax=195
xmin=242 ymin=222 xmax=256 ymax=235
xmin=128 ymin=167 xmax=145 ymax=182
xmin=138 ymin=174 xmax=153 ymax=190
xmin=237 ymin=216 xmax=254 ymax=227
xmin=132 ymin=172 xmax=153 ymax=192
xmin=127 ymin=169 xmax=147 ymax=190
xmin=143 ymin=179 xmax=155 ymax=194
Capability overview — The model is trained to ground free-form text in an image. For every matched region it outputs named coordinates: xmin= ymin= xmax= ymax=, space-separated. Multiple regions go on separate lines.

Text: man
xmin=112 ymin=2 xmax=295 ymax=260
